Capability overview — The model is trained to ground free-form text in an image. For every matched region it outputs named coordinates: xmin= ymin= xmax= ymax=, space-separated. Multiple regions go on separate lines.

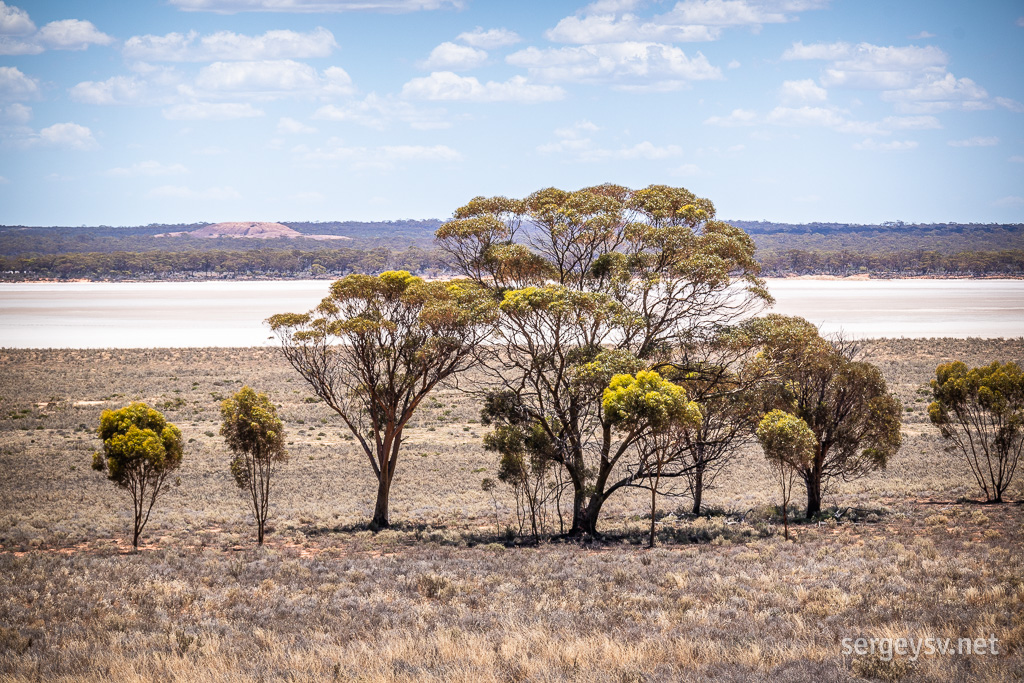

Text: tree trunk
xmin=578 ymin=493 xmax=606 ymax=536
xmin=805 ymin=474 xmax=821 ymax=519
xmin=691 ymin=464 xmax=704 ymax=514
xmin=371 ymin=473 xmax=392 ymax=528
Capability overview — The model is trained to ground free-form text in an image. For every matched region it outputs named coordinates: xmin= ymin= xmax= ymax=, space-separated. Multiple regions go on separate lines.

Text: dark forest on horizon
xmin=1 ymin=219 xmax=1022 ymax=280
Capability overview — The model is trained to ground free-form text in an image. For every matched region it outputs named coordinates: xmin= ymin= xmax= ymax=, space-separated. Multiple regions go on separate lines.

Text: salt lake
xmin=0 ymin=278 xmax=1022 ymax=348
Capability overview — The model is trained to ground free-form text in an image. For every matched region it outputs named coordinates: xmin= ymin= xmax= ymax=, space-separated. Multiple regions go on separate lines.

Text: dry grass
xmin=0 ymin=340 xmax=1022 ymax=681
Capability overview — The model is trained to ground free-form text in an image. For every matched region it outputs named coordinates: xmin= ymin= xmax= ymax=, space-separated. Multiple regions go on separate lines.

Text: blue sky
xmin=0 ymin=0 xmax=1021 ymax=226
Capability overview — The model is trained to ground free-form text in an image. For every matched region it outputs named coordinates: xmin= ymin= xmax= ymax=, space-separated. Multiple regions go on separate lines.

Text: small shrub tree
xmin=929 ymin=361 xmax=1023 ymax=503
xmin=92 ymin=402 xmax=183 ymax=549
xmin=749 ymin=315 xmax=902 ymax=517
xmin=757 ymin=409 xmax=816 ymax=540
xmin=221 ymin=386 xmax=288 ymax=545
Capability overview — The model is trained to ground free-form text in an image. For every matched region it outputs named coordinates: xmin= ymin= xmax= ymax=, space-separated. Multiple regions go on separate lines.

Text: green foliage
xmin=94 ymin=402 xmax=183 ymax=487
xmin=929 ymin=361 xmax=1024 ymax=502
xmin=220 ymin=386 xmax=287 ymax=490
xmin=756 ymin=410 xmax=817 ymax=470
xmin=602 ymin=370 xmax=702 ymax=433
xmin=440 ymin=183 xmax=770 ymax=536
xmin=268 ymin=270 xmax=497 ymax=528
xmin=93 ymin=402 xmax=183 ymax=548
xmin=747 ymin=315 xmax=902 ymax=516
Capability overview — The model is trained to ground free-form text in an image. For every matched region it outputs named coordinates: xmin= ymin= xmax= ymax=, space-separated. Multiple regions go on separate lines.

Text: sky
xmin=0 ymin=0 xmax=1022 ymax=227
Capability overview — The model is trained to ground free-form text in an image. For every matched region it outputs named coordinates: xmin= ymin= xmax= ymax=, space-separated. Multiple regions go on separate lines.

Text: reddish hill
xmin=158 ymin=222 xmax=350 ymax=240
xmin=189 ymin=222 xmax=302 ymax=239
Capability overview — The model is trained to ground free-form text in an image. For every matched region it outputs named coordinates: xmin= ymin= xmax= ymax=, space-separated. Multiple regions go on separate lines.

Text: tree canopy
xmin=268 ymin=270 xmax=496 ymax=528
xmin=929 ymin=361 xmax=1023 ymax=502
xmin=440 ymin=183 xmax=771 ymax=535
xmin=92 ymin=402 xmax=183 ymax=549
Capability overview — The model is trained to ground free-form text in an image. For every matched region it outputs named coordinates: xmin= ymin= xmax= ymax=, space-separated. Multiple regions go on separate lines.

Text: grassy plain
xmin=0 ymin=339 xmax=1022 ymax=681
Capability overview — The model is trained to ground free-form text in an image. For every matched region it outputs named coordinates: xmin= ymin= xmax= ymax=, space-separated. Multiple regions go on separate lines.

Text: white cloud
xmin=853 ymin=138 xmax=918 ymax=151
xmin=782 ymin=40 xmax=999 ymax=114
xmin=947 ymin=136 xmax=999 ymax=148
xmin=779 ymin=78 xmax=826 ymax=104
xmin=909 ymin=30 xmax=934 ymax=39
xmin=545 ymin=13 xmax=718 ymax=43
xmin=994 ymin=195 xmax=1024 ymax=207
xmin=704 ymin=108 xmax=757 ymax=126
xmin=545 ymin=0 xmax=826 ymax=44
xmin=37 ymin=122 xmax=99 ymax=150
xmin=994 ymin=96 xmax=1024 ymax=113
xmin=70 ymin=70 xmax=184 ymax=106
xmin=107 ymin=160 xmax=188 ymax=176
xmin=881 ymin=115 xmax=940 ymax=130
xmin=538 ymin=121 xmax=683 ymax=162
xmin=506 ymin=42 xmax=721 ymax=90
xmin=194 ymin=60 xmax=355 ymax=99
xmin=169 ymin=0 xmax=462 ymax=12
xmin=163 ymin=102 xmax=265 ymax=120
xmin=456 ymin=27 xmax=520 ymax=49
xmin=0 ymin=1 xmax=33 ymax=34
xmin=123 ymin=27 xmax=336 ymax=61
xmin=672 ymin=163 xmax=704 ymax=177
xmin=294 ymin=138 xmax=462 ymax=169
xmin=767 ymin=105 xmax=845 ymax=128
xmin=418 ymin=41 xmax=487 ymax=71
xmin=147 ymin=185 xmax=241 ymax=200
xmin=402 ymin=71 xmax=564 ymax=103
xmin=0 ymin=66 xmax=38 ymax=100
xmin=35 ymin=19 xmax=112 ymax=50
xmin=0 ymin=4 xmax=111 ymax=54
xmin=277 ymin=116 xmax=317 ymax=134
xmin=880 ymin=73 xmax=988 ymax=112
xmin=727 ymin=59 xmax=740 ymax=69
xmin=313 ymin=93 xmax=449 ymax=129
xmin=1017 ymin=17 xmax=1024 ymax=28
xmin=1 ymin=102 xmax=30 ymax=122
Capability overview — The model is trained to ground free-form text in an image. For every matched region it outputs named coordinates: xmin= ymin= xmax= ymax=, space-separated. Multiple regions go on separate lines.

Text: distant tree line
xmin=757 ymin=248 xmax=1024 ymax=277
xmin=4 ymin=246 xmax=1022 ymax=280
xmin=2 ymin=219 xmax=1023 ymax=280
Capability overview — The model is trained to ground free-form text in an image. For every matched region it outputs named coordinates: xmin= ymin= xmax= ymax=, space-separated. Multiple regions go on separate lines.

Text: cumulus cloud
xmin=782 ymin=40 xmax=1000 ymax=113
xmin=293 ymin=138 xmax=462 ymax=169
xmin=70 ymin=69 xmax=183 ymax=106
xmin=852 ymin=138 xmax=918 ymax=151
xmin=994 ymin=96 xmax=1024 ymax=113
xmin=0 ymin=1 xmax=34 ymax=34
xmin=147 ymin=185 xmax=241 ymax=200
xmin=194 ymin=60 xmax=355 ymax=98
xmin=908 ymin=30 xmax=935 ymax=39
xmin=546 ymin=0 xmax=827 ymax=44
xmin=1 ymin=102 xmax=30 ymax=122
xmin=947 ymin=136 xmax=999 ymax=147
xmin=35 ymin=19 xmax=113 ymax=50
xmin=0 ymin=66 xmax=38 ymax=100
xmin=107 ymin=160 xmax=188 ymax=176
xmin=537 ymin=120 xmax=683 ymax=163
xmin=163 ymin=102 xmax=265 ymax=120
xmin=779 ymin=78 xmax=826 ymax=104
xmin=123 ymin=27 xmax=337 ymax=61
xmin=313 ymin=93 xmax=450 ymax=129
xmin=34 ymin=122 xmax=99 ymax=150
xmin=456 ymin=27 xmax=520 ymax=49
xmin=506 ymin=42 xmax=721 ymax=90
xmin=169 ymin=0 xmax=462 ymax=12
xmin=880 ymin=72 xmax=989 ymax=113
xmin=703 ymin=108 xmax=756 ymax=126
xmin=402 ymin=71 xmax=564 ymax=103
xmin=0 ymin=4 xmax=111 ymax=55
xmin=277 ymin=116 xmax=317 ymax=134
xmin=418 ymin=41 xmax=487 ymax=71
